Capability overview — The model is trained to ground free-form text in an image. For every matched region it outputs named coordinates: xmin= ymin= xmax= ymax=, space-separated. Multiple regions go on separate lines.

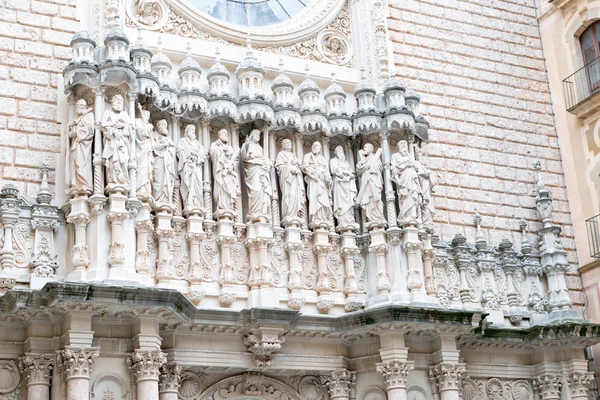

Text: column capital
xmin=57 ymin=347 xmax=99 ymax=380
xmin=376 ymin=361 xmax=414 ymax=389
xmin=533 ymin=374 xmax=563 ymax=400
xmin=159 ymin=362 xmax=182 ymax=394
xmin=567 ymin=372 xmax=593 ymax=397
xmin=19 ymin=353 xmax=54 ymax=386
xmin=326 ymin=368 xmax=355 ymax=399
xmin=428 ymin=363 xmax=467 ymax=393
xmin=127 ymin=349 xmax=166 ymax=382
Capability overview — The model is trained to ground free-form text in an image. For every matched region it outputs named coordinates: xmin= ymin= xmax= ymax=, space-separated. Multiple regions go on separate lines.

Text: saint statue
xmin=330 ymin=146 xmax=357 ymax=231
xmin=177 ymin=125 xmax=206 ymax=214
xmin=66 ymin=99 xmax=94 ymax=195
xmin=275 ymin=138 xmax=305 ymax=226
xmin=101 ymin=94 xmax=134 ymax=190
xmin=210 ymin=128 xmax=239 ymax=219
xmin=152 ymin=119 xmax=176 ymax=207
xmin=415 ymin=150 xmax=435 ymax=231
xmin=391 ymin=141 xmax=420 ymax=226
xmin=303 ymin=141 xmax=333 ymax=229
xmin=241 ymin=129 xmax=272 ymax=223
xmin=135 ymin=104 xmax=154 ymax=201
xmin=356 ymin=143 xmax=386 ymax=227
xmin=136 ymin=0 xmax=160 ymax=26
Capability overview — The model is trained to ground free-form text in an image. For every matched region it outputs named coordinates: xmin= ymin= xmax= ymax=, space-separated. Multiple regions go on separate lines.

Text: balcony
xmin=586 ymin=214 xmax=600 ymax=258
xmin=563 ymin=57 xmax=600 ymax=118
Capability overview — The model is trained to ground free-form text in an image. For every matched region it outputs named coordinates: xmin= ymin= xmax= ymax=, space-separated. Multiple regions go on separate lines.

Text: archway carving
xmin=198 ymin=373 xmax=304 ymax=400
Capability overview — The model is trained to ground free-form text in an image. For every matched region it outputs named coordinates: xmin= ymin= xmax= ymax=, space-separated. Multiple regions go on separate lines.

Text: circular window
xmin=189 ymin=0 xmax=310 ymax=27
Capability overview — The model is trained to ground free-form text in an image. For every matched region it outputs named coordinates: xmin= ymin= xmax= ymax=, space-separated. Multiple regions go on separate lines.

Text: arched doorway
xmin=198 ymin=373 xmax=304 ymax=400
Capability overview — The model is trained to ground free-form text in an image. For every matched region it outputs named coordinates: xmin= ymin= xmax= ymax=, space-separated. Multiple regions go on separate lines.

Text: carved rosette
xmin=567 ymin=372 xmax=592 ymax=397
xmin=533 ymin=374 xmax=562 ymax=400
xmin=326 ymin=369 xmax=355 ymax=399
xmin=428 ymin=364 xmax=467 ymax=393
xmin=376 ymin=361 xmax=414 ymax=390
xmin=128 ymin=350 xmax=167 ymax=382
xmin=19 ymin=354 xmax=53 ymax=386
xmin=159 ymin=362 xmax=182 ymax=393
xmin=57 ymin=347 xmax=99 ymax=380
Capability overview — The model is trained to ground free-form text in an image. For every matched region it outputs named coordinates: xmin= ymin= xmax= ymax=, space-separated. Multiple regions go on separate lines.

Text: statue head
xmin=218 ymin=128 xmax=229 ymax=143
xmin=185 ymin=124 xmax=196 ymax=139
xmin=311 ymin=141 xmax=322 ymax=155
xmin=249 ymin=129 xmax=261 ymax=143
xmin=156 ymin=119 xmax=168 ymax=136
xmin=75 ymin=99 xmax=88 ymax=115
xmin=363 ymin=143 xmax=373 ymax=155
xmin=111 ymin=94 xmax=124 ymax=112
xmin=397 ymin=140 xmax=409 ymax=156
xmin=334 ymin=145 xmax=345 ymax=160
xmin=281 ymin=138 xmax=292 ymax=151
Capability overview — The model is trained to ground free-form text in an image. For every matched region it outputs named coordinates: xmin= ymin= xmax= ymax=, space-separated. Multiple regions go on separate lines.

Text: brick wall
xmin=387 ymin=0 xmax=584 ymax=305
xmin=0 ymin=0 xmax=77 ymax=197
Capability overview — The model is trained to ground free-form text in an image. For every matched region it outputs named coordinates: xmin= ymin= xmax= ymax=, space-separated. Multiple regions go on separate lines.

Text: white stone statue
xmin=101 ymin=94 xmax=134 ymax=189
xmin=66 ymin=99 xmax=94 ymax=195
xmin=415 ymin=150 xmax=435 ymax=231
xmin=330 ymin=145 xmax=357 ymax=230
xmin=177 ymin=125 xmax=206 ymax=214
xmin=275 ymin=138 xmax=305 ymax=226
xmin=152 ymin=119 xmax=176 ymax=207
xmin=135 ymin=105 xmax=154 ymax=201
xmin=241 ymin=129 xmax=272 ymax=223
xmin=356 ymin=143 xmax=386 ymax=227
xmin=303 ymin=141 xmax=333 ymax=229
xmin=391 ymin=141 xmax=420 ymax=226
xmin=137 ymin=0 xmax=160 ymax=25
xmin=210 ymin=128 xmax=240 ymax=219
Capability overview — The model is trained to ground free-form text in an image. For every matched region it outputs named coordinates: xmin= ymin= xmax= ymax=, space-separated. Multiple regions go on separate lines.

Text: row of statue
xmin=67 ymin=95 xmax=435 ymax=229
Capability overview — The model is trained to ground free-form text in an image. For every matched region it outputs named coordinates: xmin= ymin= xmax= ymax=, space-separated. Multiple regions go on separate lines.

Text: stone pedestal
xmin=135 ymin=203 xmax=154 ymax=286
xmin=285 ymin=224 xmax=305 ymax=309
xmin=87 ymin=195 xmax=109 ymax=281
xmin=369 ymin=228 xmax=391 ymax=296
xmin=217 ymin=218 xmax=237 ymax=306
xmin=57 ymin=347 xmax=99 ymax=400
xmin=186 ymin=213 xmax=206 ymax=304
xmin=106 ymin=187 xmax=138 ymax=282
xmin=377 ymin=361 xmax=414 ymax=400
xmin=314 ymin=228 xmax=333 ymax=313
xmin=128 ymin=350 xmax=166 ymax=400
xmin=155 ymin=206 xmax=175 ymax=288
xmin=66 ymin=195 xmax=90 ymax=282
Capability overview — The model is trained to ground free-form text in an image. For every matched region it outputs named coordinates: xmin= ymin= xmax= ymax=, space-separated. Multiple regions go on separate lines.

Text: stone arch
xmin=90 ymin=374 xmax=131 ymax=400
xmin=563 ymin=3 xmax=600 ymax=73
xmin=198 ymin=374 xmax=304 ymax=400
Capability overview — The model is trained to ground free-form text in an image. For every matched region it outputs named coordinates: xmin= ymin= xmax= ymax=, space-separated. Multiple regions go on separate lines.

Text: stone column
xmin=92 ymin=86 xmax=104 ymax=197
xmin=567 ymin=372 xmax=593 ymax=399
xmin=128 ymin=349 xmax=166 ymax=400
xmin=327 ymin=369 xmax=355 ymax=400
xmin=57 ymin=347 xmax=99 ymax=400
xmin=371 ymin=243 xmax=391 ymax=295
xmin=155 ymin=207 xmax=175 ymax=287
xmin=286 ymin=241 xmax=305 ymax=309
xmin=428 ymin=363 xmax=466 ymax=400
xmin=0 ymin=184 xmax=20 ymax=274
xmin=377 ymin=361 xmax=414 ymax=400
xmin=533 ymin=374 xmax=562 ymax=400
xmin=380 ymin=130 xmax=397 ymax=228
xmin=158 ymin=362 xmax=182 ymax=400
xmin=66 ymin=202 xmax=90 ymax=279
xmin=134 ymin=213 xmax=154 ymax=284
xmin=230 ymin=123 xmax=243 ymax=224
xmin=315 ymin=240 xmax=334 ymax=313
xmin=200 ymin=120 xmax=213 ymax=222
xmin=218 ymin=235 xmax=237 ymax=305
xmin=127 ymin=91 xmax=138 ymax=202
xmin=19 ymin=354 xmax=53 ymax=400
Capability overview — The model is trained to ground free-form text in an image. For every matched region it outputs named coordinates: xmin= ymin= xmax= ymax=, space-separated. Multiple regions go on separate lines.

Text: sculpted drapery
xmin=241 ymin=129 xmax=273 ymax=223
xmin=415 ymin=150 xmax=435 ymax=231
xmin=391 ymin=141 xmax=420 ymax=226
xmin=67 ymin=99 xmax=94 ymax=195
xmin=135 ymin=106 xmax=154 ymax=201
xmin=177 ymin=125 xmax=206 ymax=214
xmin=101 ymin=94 xmax=134 ymax=188
xmin=303 ymin=141 xmax=333 ymax=229
xmin=152 ymin=119 xmax=176 ymax=207
xmin=210 ymin=128 xmax=240 ymax=219
xmin=275 ymin=139 xmax=305 ymax=226
xmin=330 ymin=146 xmax=357 ymax=230
xmin=356 ymin=144 xmax=385 ymax=226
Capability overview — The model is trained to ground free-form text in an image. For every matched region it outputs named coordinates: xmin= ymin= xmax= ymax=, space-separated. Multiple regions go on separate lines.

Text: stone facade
xmin=0 ymin=0 xmax=597 ymax=400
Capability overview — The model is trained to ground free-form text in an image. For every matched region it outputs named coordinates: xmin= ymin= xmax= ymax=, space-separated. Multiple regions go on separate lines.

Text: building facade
xmin=0 ymin=0 xmax=597 ymax=399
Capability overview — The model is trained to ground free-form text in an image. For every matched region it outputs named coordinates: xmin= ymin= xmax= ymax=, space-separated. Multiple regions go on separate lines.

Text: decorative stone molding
xmin=243 ymin=327 xmax=287 ymax=369
xmin=428 ymin=363 xmax=467 ymax=393
xmin=376 ymin=361 xmax=414 ymax=389
xmin=18 ymin=354 xmax=53 ymax=386
xmin=326 ymin=369 xmax=356 ymax=399
xmin=127 ymin=350 xmax=167 ymax=382
xmin=57 ymin=347 xmax=99 ymax=379
xmin=159 ymin=362 xmax=182 ymax=393
xmin=198 ymin=373 xmax=304 ymax=399
xmin=533 ymin=374 xmax=562 ymax=400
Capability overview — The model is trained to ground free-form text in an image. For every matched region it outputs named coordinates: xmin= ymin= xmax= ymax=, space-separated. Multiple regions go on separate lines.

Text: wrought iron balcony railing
xmin=563 ymin=56 xmax=600 ymax=111
xmin=586 ymin=214 xmax=600 ymax=258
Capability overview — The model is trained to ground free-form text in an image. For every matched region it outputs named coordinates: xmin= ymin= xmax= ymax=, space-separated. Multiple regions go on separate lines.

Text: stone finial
xmin=474 ymin=212 xmax=486 ymax=250
xmin=519 ymin=218 xmax=532 ymax=254
xmin=37 ymin=162 xmax=52 ymax=205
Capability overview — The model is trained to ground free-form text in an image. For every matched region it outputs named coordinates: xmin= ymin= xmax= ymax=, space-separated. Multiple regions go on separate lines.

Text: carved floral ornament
xmin=124 ymin=0 xmax=354 ymax=66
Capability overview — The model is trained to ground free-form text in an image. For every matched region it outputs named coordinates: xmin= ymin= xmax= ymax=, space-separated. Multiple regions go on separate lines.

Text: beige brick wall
xmin=0 ymin=0 xmax=77 ymax=197
xmin=387 ymin=0 xmax=584 ymax=305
